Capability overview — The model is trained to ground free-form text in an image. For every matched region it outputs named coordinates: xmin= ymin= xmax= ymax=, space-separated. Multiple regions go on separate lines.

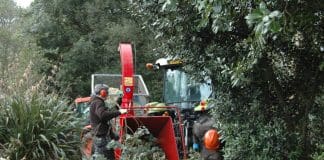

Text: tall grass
xmin=0 ymin=93 xmax=82 ymax=160
xmin=0 ymin=59 xmax=82 ymax=159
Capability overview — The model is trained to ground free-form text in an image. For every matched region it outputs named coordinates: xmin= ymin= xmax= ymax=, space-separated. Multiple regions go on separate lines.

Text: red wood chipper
xmin=114 ymin=43 xmax=187 ymax=159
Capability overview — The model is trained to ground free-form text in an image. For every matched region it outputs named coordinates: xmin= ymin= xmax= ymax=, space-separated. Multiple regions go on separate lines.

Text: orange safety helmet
xmin=204 ymin=129 xmax=221 ymax=150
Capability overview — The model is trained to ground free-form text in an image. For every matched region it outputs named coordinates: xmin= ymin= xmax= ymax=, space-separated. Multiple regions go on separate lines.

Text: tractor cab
xmin=147 ymin=58 xmax=213 ymax=110
xmin=163 ymin=67 xmax=213 ymax=109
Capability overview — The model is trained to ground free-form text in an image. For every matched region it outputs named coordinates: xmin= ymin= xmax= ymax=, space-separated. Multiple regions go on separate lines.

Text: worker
xmin=192 ymin=99 xmax=224 ymax=160
xmin=90 ymin=84 xmax=128 ymax=160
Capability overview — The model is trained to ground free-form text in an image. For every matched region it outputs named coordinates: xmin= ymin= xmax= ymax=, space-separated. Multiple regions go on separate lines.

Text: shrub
xmin=0 ymin=93 xmax=82 ymax=160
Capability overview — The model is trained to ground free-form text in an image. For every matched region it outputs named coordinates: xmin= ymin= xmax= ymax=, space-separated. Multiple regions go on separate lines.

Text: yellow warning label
xmin=124 ymin=77 xmax=133 ymax=86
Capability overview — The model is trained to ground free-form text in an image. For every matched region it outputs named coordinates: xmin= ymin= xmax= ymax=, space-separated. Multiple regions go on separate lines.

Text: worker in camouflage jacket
xmin=90 ymin=84 xmax=127 ymax=160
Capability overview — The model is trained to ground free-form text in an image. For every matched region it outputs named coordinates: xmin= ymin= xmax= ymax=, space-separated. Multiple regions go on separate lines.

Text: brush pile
xmin=111 ymin=126 xmax=165 ymax=160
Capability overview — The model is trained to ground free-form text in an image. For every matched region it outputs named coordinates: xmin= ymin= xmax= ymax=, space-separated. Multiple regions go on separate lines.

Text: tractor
xmin=146 ymin=57 xmax=215 ymax=154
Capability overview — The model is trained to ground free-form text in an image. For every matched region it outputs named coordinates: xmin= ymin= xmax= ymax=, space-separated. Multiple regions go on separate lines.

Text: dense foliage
xmin=0 ymin=0 xmax=18 ymax=78
xmin=130 ymin=0 xmax=324 ymax=159
xmin=28 ymin=0 xmax=162 ymax=100
xmin=0 ymin=0 xmax=44 ymax=98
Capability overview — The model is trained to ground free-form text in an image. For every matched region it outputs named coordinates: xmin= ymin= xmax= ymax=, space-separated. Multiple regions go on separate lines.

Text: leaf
xmin=255 ymin=23 xmax=264 ymax=35
xmin=158 ymin=0 xmax=166 ymax=4
xmin=245 ymin=12 xmax=263 ymax=21
xmin=261 ymin=24 xmax=269 ymax=34
xmin=213 ymin=4 xmax=222 ymax=13
xmin=269 ymin=10 xmax=281 ymax=18
xmin=197 ymin=0 xmax=206 ymax=12
xmin=262 ymin=15 xmax=270 ymax=22
xmin=259 ymin=2 xmax=267 ymax=10
xmin=319 ymin=61 xmax=324 ymax=71
xmin=270 ymin=21 xmax=281 ymax=33
xmin=232 ymin=78 xmax=239 ymax=87
xmin=245 ymin=10 xmax=263 ymax=27
xmin=40 ymin=134 xmax=49 ymax=141
xmin=212 ymin=25 xmax=220 ymax=33
xmin=258 ymin=2 xmax=270 ymax=15
xmin=161 ymin=0 xmax=176 ymax=11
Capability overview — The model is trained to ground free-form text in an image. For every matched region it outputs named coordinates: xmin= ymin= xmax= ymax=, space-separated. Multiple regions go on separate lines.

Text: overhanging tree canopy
xmin=130 ymin=0 xmax=324 ymax=159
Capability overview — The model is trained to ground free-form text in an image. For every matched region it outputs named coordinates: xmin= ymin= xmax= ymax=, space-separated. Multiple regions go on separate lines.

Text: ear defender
xmin=100 ymin=89 xmax=108 ymax=97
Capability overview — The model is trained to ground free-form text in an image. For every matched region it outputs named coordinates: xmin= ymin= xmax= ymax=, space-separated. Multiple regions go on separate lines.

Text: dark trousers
xmin=201 ymin=147 xmax=223 ymax=160
xmin=92 ymin=136 xmax=114 ymax=160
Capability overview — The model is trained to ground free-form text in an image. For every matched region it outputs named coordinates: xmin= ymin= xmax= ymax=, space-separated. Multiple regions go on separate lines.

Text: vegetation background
xmin=0 ymin=0 xmax=323 ymax=159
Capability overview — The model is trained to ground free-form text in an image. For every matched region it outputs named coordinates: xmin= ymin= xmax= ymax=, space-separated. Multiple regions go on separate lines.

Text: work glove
xmin=193 ymin=143 xmax=199 ymax=151
xmin=119 ymin=109 xmax=128 ymax=114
